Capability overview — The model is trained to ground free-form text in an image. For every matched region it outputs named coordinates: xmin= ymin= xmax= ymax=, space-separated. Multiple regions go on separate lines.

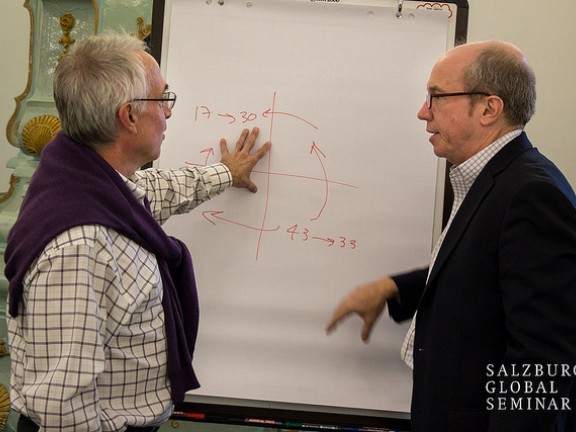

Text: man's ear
xmin=480 ymin=95 xmax=505 ymax=126
xmin=118 ymin=102 xmax=137 ymax=133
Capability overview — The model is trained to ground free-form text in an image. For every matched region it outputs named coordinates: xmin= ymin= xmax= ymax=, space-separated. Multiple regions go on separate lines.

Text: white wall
xmin=1 ymin=1 xmax=575 ymax=188
xmin=466 ymin=0 xmax=576 ymax=187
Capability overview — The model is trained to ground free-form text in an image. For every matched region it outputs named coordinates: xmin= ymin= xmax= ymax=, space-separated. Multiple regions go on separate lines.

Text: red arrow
xmin=261 ymin=108 xmax=318 ymax=130
xmin=217 ymin=113 xmax=236 ymax=124
xmin=310 ymin=141 xmax=329 ymax=221
xmin=202 ymin=210 xmax=280 ymax=232
xmin=200 ymin=148 xmax=215 ymax=166
xmin=312 ymin=236 xmax=335 ymax=246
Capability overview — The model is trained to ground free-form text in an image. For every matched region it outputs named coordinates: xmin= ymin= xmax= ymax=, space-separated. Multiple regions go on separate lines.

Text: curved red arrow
xmin=310 ymin=141 xmax=329 ymax=221
xmin=202 ymin=210 xmax=280 ymax=232
xmin=261 ymin=108 xmax=318 ymax=130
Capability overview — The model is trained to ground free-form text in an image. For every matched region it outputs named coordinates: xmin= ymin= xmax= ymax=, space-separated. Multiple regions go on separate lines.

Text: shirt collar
xmin=449 ymin=128 xmax=522 ymax=199
xmin=117 ymin=171 xmax=148 ymax=205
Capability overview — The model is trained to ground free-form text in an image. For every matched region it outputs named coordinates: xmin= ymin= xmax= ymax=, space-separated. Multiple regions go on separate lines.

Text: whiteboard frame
xmin=149 ymin=0 xmax=468 ymax=429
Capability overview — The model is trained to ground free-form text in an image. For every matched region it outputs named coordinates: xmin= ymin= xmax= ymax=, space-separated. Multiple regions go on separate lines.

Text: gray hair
xmin=53 ymin=33 xmax=149 ymax=147
xmin=463 ymin=43 xmax=536 ymax=127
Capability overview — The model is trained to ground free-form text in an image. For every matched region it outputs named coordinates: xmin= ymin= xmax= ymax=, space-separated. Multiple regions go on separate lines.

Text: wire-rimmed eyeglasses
xmin=426 ymin=91 xmax=491 ymax=109
xmin=131 ymin=91 xmax=177 ymax=109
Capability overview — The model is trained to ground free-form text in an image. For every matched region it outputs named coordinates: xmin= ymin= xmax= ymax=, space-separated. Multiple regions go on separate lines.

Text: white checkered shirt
xmin=7 ymin=163 xmax=232 ymax=431
xmin=400 ymin=129 xmax=522 ymax=369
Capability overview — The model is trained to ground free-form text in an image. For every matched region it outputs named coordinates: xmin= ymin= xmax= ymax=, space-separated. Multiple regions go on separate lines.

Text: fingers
xmin=226 ymin=127 xmax=268 ymax=159
xmin=325 ymin=318 xmax=339 ymax=335
xmin=236 ymin=127 xmax=259 ymax=153
xmin=220 ymin=138 xmax=229 ymax=157
xmin=361 ymin=318 xmax=376 ymax=343
xmin=234 ymin=128 xmax=252 ymax=152
xmin=246 ymin=179 xmax=258 ymax=193
xmin=219 ymin=127 xmax=271 ymax=193
xmin=325 ymin=280 xmax=390 ymax=342
xmin=361 ymin=325 xmax=371 ymax=343
xmin=325 ymin=306 xmax=348 ymax=334
xmin=326 ymin=308 xmax=376 ymax=343
xmin=254 ymin=141 xmax=272 ymax=161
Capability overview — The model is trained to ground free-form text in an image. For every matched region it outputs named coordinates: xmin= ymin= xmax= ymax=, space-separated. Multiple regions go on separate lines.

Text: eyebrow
xmin=427 ymin=85 xmax=443 ymax=93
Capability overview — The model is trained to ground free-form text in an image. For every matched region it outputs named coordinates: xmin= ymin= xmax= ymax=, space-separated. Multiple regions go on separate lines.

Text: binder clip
xmin=396 ymin=0 xmax=403 ymax=18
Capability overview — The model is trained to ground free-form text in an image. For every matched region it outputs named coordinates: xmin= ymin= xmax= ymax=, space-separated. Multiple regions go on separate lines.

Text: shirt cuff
xmin=201 ymin=162 xmax=233 ymax=193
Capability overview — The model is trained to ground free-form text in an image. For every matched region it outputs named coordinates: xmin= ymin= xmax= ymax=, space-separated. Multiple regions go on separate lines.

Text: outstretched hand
xmin=220 ymin=127 xmax=271 ymax=193
xmin=325 ymin=277 xmax=399 ymax=343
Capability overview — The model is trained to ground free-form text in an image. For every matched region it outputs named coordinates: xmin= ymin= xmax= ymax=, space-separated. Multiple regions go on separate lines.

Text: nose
xmin=163 ymin=104 xmax=172 ymax=119
xmin=417 ymin=101 xmax=431 ymax=121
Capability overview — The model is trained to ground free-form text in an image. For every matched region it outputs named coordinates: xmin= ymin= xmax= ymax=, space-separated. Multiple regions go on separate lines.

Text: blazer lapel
xmin=425 ymin=133 xmax=534 ymax=290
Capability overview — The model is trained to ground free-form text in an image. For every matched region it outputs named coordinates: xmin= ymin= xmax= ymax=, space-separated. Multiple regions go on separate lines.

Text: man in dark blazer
xmin=326 ymin=40 xmax=576 ymax=432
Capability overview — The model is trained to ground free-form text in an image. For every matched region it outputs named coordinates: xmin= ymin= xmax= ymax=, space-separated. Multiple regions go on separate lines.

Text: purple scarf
xmin=4 ymin=132 xmax=200 ymax=402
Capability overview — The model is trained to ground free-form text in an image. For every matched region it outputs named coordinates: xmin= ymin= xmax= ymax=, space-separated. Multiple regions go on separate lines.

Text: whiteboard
xmin=159 ymin=0 xmax=453 ymax=416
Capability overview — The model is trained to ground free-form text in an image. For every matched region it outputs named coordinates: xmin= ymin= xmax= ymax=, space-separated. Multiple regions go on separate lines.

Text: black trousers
xmin=18 ymin=414 xmax=161 ymax=431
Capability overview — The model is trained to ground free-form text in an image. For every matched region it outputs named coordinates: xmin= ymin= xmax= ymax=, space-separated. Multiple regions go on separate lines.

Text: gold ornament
xmin=58 ymin=13 xmax=76 ymax=60
xmin=134 ymin=16 xmax=152 ymax=41
xmin=0 ymin=383 xmax=9 ymax=431
xmin=21 ymin=114 xmax=61 ymax=156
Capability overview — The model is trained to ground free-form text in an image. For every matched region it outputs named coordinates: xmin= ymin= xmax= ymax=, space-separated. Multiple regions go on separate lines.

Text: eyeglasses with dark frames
xmin=426 ymin=91 xmax=492 ymax=109
xmin=131 ymin=91 xmax=177 ymax=109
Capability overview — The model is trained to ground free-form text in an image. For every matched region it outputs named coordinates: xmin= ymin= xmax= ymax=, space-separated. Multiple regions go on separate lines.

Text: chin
xmin=431 ymin=145 xmax=444 ymax=159
xmin=146 ymin=151 xmax=161 ymax=164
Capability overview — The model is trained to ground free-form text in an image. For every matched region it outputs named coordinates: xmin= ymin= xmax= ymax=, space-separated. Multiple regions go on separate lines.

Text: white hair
xmin=53 ymin=33 xmax=149 ymax=147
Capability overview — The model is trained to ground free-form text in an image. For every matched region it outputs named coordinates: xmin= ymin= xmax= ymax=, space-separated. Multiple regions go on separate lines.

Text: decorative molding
xmin=0 ymin=176 xmax=17 ymax=206
xmin=21 ymin=114 xmax=61 ymax=157
xmin=0 ymin=383 xmax=9 ymax=431
xmin=58 ymin=13 xmax=76 ymax=60
xmin=134 ymin=16 xmax=152 ymax=41
xmin=5 ymin=1 xmax=34 ymax=149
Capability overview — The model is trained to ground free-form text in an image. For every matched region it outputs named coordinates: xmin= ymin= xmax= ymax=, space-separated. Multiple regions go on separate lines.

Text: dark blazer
xmin=388 ymin=133 xmax=576 ymax=432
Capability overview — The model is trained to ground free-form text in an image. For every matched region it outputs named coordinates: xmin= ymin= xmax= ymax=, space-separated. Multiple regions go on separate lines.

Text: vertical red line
xmin=255 ymin=91 xmax=277 ymax=260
